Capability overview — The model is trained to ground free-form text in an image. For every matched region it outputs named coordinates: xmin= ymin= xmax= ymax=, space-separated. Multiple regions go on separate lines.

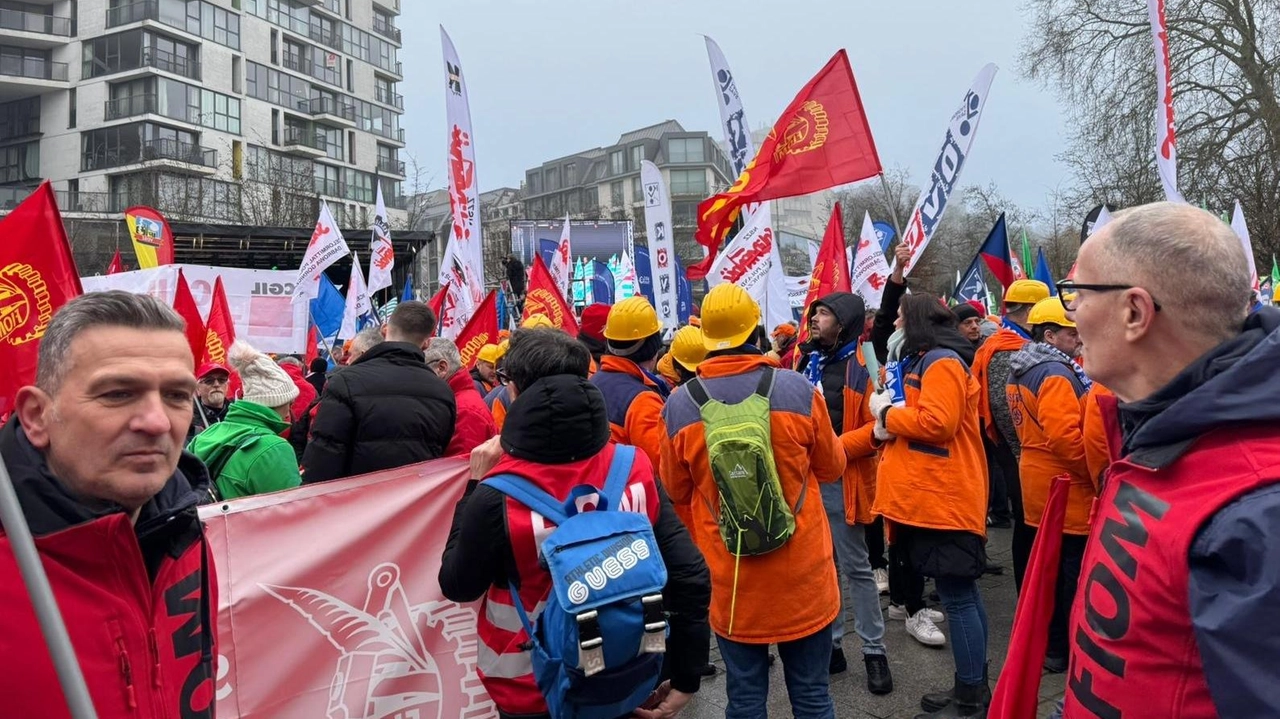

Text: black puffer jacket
xmin=301 ymin=341 xmax=456 ymax=483
xmin=796 ymin=291 xmax=867 ymax=434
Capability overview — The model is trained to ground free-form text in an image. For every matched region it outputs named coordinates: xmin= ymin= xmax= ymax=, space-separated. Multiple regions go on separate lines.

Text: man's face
xmin=476 ymin=360 xmax=496 ymax=382
xmin=959 ymin=317 xmax=983 ymax=342
xmin=1046 ymin=327 xmax=1081 ymax=358
xmin=196 ymin=370 xmax=229 ymax=407
xmin=1071 ymin=237 xmax=1133 ymax=389
xmin=809 ymin=305 xmax=841 ymax=344
xmin=16 ymin=327 xmax=195 ymax=512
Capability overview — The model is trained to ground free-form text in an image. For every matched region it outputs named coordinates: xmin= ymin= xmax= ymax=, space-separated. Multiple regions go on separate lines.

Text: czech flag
xmin=978 ymin=212 xmax=1015 ymax=290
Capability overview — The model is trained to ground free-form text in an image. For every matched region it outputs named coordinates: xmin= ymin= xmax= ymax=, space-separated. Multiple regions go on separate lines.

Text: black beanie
xmin=952 ymin=303 xmax=981 ymax=323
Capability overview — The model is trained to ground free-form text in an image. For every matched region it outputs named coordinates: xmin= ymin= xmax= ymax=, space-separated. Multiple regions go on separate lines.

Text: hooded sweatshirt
xmin=797 ymin=291 xmax=867 ymax=434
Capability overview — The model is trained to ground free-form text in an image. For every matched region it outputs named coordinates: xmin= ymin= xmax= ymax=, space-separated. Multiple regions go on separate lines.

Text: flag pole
xmin=0 ymin=454 xmax=99 ymax=719
xmin=877 ymin=173 xmax=905 ymax=241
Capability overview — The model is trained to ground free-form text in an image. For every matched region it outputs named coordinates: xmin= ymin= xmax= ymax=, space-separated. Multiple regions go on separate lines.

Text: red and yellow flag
xmin=173 ymin=268 xmax=206 ymax=366
xmin=0 ymin=182 xmax=82 ymax=417
xmin=797 ymin=204 xmax=853 ymax=346
xmin=455 ymin=290 xmax=498 ymax=369
xmin=124 ymin=205 xmax=175 ymax=269
xmin=690 ymin=50 xmax=882 ymax=278
xmin=523 ymin=255 xmax=580 ymax=336
xmin=106 ymin=249 xmax=125 ymax=275
xmin=202 ymin=276 xmax=236 ymax=366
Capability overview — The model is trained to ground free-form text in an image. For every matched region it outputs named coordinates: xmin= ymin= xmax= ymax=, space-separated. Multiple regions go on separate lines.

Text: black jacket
xmin=301 ymin=341 xmax=456 ymax=483
xmin=187 ymin=398 xmax=230 ymax=442
xmin=797 ymin=291 xmax=867 ymax=434
xmin=437 ymin=374 xmax=711 ymax=707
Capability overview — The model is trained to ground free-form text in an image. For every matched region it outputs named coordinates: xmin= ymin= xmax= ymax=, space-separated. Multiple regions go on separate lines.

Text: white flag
xmin=1231 ymin=200 xmax=1259 ymax=299
xmin=292 ymin=200 xmax=350 ymax=303
xmin=1147 ymin=0 xmax=1184 ymax=203
xmin=899 ymin=64 xmax=999 ymax=276
xmin=438 ymin=26 xmax=485 ymax=339
xmin=704 ymin=36 xmax=752 ymax=180
xmin=549 ymin=214 xmax=572 ymax=301
xmin=339 ymin=252 xmax=372 ymax=339
xmin=849 ymin=212 xmax=892 ymax=309
xmin=367 ymin=183 xmax=394 ymax=295
xmin=640 ymin=161 xmax=679 ymax=334
xmin=1089 ymin=206 xmax=1113 ymax=238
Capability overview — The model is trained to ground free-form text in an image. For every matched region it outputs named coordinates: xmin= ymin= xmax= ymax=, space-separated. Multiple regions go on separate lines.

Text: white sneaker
xmin=886 ymin=603 xmax=907 ymax=621
xmin=873 ymin=568 xmax=889 ymax=594
xmin=905 ymin=611 xmax=947 ymax=647
xmin=918 ymin=607 xmax=946 ymax=623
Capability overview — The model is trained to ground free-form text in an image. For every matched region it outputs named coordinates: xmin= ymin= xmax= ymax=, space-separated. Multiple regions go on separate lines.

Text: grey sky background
xmin=400 ymin=0 xmax=1070 ymax=209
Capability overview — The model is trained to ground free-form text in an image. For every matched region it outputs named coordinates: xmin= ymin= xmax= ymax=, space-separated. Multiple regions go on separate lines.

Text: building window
xmin=672 ymin=201 xmax=698 ymax=227
xmin=610 ymin=180 xmax=623 ymax=207
xmin=528 ymin=171 xmax=540 ymax=194
xmin=564 ymin=162 xmax=575 ymax=184
xmin=0 ymin=141 xmax=39 ymax=185
xmin=609 ymin=150 xmax=623 ymax=175
xmin=545 ymin=168 xmax=558 ymax=191
xmin=630 ymin=176 xmax=641 ymax=203
xmin=67 ymin=88 xmax=76 ymax=128
xmin=669 ymin=169 xmax=706 ymax=196
xmin=630 ymin=144 xmax=643 ymax=170
xmin=668 ymin=137 xmax=705 ymax=164
xmin=0 ymin=97 xmax=40 ymax=142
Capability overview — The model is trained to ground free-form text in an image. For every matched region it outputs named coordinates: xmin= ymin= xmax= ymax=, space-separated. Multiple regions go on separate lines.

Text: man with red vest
xmin=591 ymin=296 xmax=670 ymax=471
xmin=970 ymin=278 xmax=1050 ymax=590
xmin=0 ymin=291 xmax=217 ymax=718
xmin=1061 ymin=201 xmax=1280 ymax=718
xmin=438 ymin=328 xmax=710 ymax=719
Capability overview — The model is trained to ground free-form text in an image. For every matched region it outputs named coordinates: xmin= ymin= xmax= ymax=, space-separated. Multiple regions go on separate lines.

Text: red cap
xmin=579 ymin=303 xmax=611 ymax=341
xmin=196 ymin=362 xmax=230 ymax=380
xmin=966 ymin=300 xmax=986 ymax=316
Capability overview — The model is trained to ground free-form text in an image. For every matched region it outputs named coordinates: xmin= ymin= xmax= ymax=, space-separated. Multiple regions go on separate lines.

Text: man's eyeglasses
xmin=495 ymin=369 xmax=511 ymax=386
xmin=1056 ymin=280 xmax=1162 ymax=313
xmin=198 ymin=375 xmax=229 ymax=386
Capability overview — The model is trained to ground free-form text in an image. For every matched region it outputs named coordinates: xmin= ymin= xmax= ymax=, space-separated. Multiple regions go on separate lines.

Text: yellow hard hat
xmin=655 ymin=353 xmax=680 ymax=387
xmin=701 ymin=283 xmax=760 ymax=350
xmin=1028 ymin=297 xmax=1076 ymax=328
xmin=477 ymin=344 xmax=501 ymax=365
xmin=670 ymin=325 xmax=709 ymax=371
xmin=522 ymin=313 xmax=555 ymax=330
xmin=603 ymin=296 xmax=661 ymax=341
xmin=1004 ymin=279 xmax=1051 ymax=306
xmin=497 ymin=339 xmax=509 ymax=359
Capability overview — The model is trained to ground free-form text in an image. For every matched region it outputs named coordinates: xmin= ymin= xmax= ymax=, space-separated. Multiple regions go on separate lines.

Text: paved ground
xmin=680 ymin=525 xmax=1066 ymax=718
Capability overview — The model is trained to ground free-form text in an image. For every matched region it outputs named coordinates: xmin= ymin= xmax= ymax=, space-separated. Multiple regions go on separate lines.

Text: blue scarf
xmin=803 ymin=339 xmax=860 ymax=389
xmin=1002 ymin=316 xmax=1032 ymax=340
xmin=1026 ymin=342 xmax=1093 ymax=392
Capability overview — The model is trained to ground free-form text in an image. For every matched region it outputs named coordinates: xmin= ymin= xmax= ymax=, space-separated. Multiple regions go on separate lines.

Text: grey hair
xmin=277 ymin=356 xmax=304 ymax=369
xmin=1100 ymin=202 xmax=1250 ymax=343
xmin=37 ymin=291 xmax=187 ymax=393
xmin=422 ymin=337 xmax=462 ymax=376
xmin=351 ymin=326 xmax=384 ymax=355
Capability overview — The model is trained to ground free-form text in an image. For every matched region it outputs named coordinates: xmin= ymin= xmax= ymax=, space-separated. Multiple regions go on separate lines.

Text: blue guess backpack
xmin=485 ymin=445 xmax=669 ymax=719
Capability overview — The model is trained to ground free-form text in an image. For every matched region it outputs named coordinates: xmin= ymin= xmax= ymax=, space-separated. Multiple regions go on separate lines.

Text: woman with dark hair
xmin=869 ymin=294 xmax=990 ymax=718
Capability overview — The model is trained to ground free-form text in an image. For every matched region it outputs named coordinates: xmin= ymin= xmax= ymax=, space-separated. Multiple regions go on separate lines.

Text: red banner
xmin=691 ymin=50 xmax=882 ymax=278
xmin=199 ymin=458 xmax=498 ymax=718
xmin=203 ymin=276 xmax=236 ymax=366
xmin=523 ymin=255 xmax=579 ymax=336
xmin=797 ymin=204 xmax=852 ymax=346
xmin=174 ymin=268 xmax=206 ymax=365
xmin=456 ymin=290 xmax=499 ymax=369
xmin=106 ymin=249 xmax=124 ymax=275
xmin=0 ymin=182 xmax=82 ymax=418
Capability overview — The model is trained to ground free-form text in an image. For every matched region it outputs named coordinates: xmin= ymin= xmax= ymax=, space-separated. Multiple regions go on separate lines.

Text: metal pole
xmin=877 ymin=173 xmax=905 ymax=241
xmin=0 ymin=454 xmax=99 ymax=719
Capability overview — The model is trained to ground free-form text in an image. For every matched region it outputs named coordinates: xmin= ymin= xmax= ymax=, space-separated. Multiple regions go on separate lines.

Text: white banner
xmin=849 ymin=211 xmax=891 ymax=309
xmin=705 ymin=36 xmax=752 ymax=180
xmin=1232 ymin=200 xmax=1259 ymax=298
xmin=640 ymin=161 xmax=679 ymax=334
xmin=368 ymin=184 xmax=394 ymax=295
xmin=707 ymin=206 xmax=772 ymax=295
xmin=787 ymin=276 xmax=808 ymax=309
xmin=1148 ymin=0 xmax=1183 ymax=203
xmin=439 ymin=27 xmax=486 ymax=338
xmin=293 ymin=200 xmax=350 ymax=303
xmin=82 ymin=264 xmax=308 ymax=353
xmin=549 ymin=214 xmax=572 ymax=301
xmin=899 ymin=63 xmax=999 ymax=276
xmin=340 ymin=252 xmax=372 ymax=340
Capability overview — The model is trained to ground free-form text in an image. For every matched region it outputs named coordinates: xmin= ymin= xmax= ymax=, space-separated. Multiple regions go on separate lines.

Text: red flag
xmin=989 ymin=476 xmax=1070 ymax=719
xmin=454 ymin=290 xmax=499 ymax=369
xmin=106 ymin=249 xmax=124 ymax=275
xmin=304 ymin=324 xmax=320 ymax=366
xmin=523 ymin=255 xmax=579 ymax=336
xmin=202 ymin=276 xmax=236 ymax=366
xmin=0 ymin=182 xmax=82 ymax=417
xmin=690 ymin=50 xmax=882 ymax=279
xmin=796 ymin=204 xmax=853 ymax=346
xmin=427 ymin=281 xmax=450 ymax=336
xmin=173 ymin=268 xmax=205 ymax=365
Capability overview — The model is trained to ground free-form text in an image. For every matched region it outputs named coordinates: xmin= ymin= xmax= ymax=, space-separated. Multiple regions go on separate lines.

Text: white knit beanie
xmin=228 ymin=340 xmax=299 ymax=409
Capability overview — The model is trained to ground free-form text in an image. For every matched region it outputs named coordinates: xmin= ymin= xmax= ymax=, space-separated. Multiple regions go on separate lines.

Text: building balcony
xmin=372 ymin=124 xmax=405 ymax=145
xmin=105 ymin=0 xmax=157 ymax=29
xmin=306 ymin=23 xmax=342 ymax=52
xmin=0 ymin=9 xmax=72 ymax=46
xmin=292 ymin=96 xmax=355 ymax=126
xmin=283 ymin=53 xmax=341 ymax=88
xmin=314 ymin=177 xmax=346 ymax=198
xmin=82 ymin=138 xmax=218 ymax=174
xmin=105 ymin=93 xmax=157 ymax=121
xmin=282 ymin=126 xmax=328 ymax=158
xmin=84 ymin=46 xmax=200 ymax=82
xmin=374 ymin=85 xmax=403 ymax=110
xmin=0 ymin=55 xmax=67 ymax=83
xmin=372 ymin=0 xmax=400 ymax=16
xmin=306 ymin=0 xmax=343 ymax=18
xmin=377 ymin=156 xmax=405 ymax=176
xmin=372 ymin=16 xmax=401 ymax=44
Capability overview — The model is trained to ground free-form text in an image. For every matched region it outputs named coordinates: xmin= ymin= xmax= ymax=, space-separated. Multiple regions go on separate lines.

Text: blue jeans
xmin=819 ymin=482 xmax=886 ymax=656
xmin=716 ymin=626 xmax=835 ymax=719
xmin=935 ymin=576 xmax=988 ymax=685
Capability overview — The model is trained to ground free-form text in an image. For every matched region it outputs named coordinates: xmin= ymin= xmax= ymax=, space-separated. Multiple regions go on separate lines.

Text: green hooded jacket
xmin=187 ymin=400 xmax=301 ymax=500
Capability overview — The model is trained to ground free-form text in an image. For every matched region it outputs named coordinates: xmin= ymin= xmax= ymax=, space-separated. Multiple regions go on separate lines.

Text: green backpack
xmin=685 ymin=367 xmax=804 ymax=556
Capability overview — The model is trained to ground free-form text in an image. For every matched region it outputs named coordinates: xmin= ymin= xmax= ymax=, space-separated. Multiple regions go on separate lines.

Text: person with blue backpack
xmin=438 ymin=328 xmax=711 ymax=719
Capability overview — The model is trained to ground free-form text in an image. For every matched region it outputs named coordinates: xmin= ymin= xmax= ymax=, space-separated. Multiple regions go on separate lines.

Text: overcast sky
xmin=401 ymin=0 xmax=1070 ymax=209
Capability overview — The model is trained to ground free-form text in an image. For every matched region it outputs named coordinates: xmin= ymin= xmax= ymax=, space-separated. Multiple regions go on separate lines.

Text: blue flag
xmin=400 ymin=275 xmax=414 ymax=303
xmin=310 ymin=274 xmax=346 ymax=341
xmin=675 ymin=253 xmax=692 ymax=323
xmin=634 ymin=244 xmax=656 ymax=306
xmin=592 ymin=260 xmax=615 ymax=305
xmin=1034 ymin=247 xmax=1057 ymax=295
xmin=496 ymin=289 xmax=509 ymax=329
xmin=539 ymin=239 xmax=558 ymax=270
xmin=872 ymin=221 xmax=896 ymax=253
xmin=951 ymin=255 xmax=989 ymax=309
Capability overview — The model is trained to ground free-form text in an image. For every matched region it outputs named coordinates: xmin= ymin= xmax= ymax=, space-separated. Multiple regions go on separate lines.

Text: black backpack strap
xmin=754 ymin=366 xmax=776 ymax=399
xmin=685 ymin=377 xmax=712 ymax=407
